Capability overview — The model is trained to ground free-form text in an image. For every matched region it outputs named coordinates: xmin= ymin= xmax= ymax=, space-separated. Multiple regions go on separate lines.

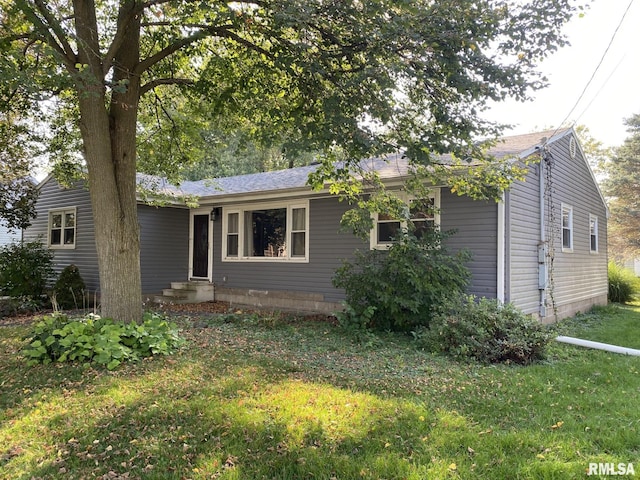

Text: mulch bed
xmin=0 ymin=312 xmax=41 ymax=327
xmin=0 ymin=301 xmax=335 ymax=327
xmin=156 ymin=301 xmax=336 ymax=323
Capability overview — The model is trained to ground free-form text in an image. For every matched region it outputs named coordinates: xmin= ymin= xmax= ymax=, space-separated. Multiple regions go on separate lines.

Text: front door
xmin=192 ymin=214 xmax=209 ymax=278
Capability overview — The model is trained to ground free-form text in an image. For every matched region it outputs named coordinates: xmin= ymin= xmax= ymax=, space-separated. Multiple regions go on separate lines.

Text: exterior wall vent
xmin=569 ymin=136 xmax=577 ymax=160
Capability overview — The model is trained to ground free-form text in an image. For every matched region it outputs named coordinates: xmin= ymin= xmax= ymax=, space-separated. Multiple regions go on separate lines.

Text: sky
xmin=485 ymin=0 xmax=640 ymax=147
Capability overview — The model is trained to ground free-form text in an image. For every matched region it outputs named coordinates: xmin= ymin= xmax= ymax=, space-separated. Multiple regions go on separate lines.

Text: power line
xmin=551 ymin=0 xmax=635 ymax=137
xmin=574 ymin=55 xmax=626 ymax=125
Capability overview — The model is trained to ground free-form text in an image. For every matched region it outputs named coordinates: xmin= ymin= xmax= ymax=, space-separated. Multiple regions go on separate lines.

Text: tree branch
xmin=140 ymin=77 xmax=194 ymax=96
xmin=135 ymin=23 xmax=274 ymax=76
xmin=14 ymin=0 xmax=76 ymax=70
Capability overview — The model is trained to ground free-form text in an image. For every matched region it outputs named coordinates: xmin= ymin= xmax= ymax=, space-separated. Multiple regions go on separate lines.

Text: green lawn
xmin=558 ymin=302 xmax=640 ymax=349
xmin=1 ymin=305 xmax=639 ymax=479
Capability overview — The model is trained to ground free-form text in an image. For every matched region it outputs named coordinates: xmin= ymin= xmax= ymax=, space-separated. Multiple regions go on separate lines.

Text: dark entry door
xmin=192 ymin=214 xmax=209 ymax=278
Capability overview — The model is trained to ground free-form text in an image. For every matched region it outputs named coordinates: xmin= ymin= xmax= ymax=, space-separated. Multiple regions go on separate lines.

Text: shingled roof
xmin=137 ymin=128 xmax=572 ymax=202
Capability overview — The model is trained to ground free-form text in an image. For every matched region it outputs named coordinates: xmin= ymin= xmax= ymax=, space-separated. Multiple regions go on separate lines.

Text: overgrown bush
xmin=333 ymin=231 xmax=471 ymax=331
xmin=416 ymin=295 xmax=552 ymax=365
xmin=0 ymin=241 xmax=54 ymax=307
xmin=53 ymin=264 xmax=87 ymax=309
xmin=608 ymin=262 xmax=639 ymax=304
xmin=22 ymin=311 xmax=185 ymax=370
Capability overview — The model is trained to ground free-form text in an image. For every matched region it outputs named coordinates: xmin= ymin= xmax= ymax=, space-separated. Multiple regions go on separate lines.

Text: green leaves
xmin=602 ymin=113 xmax=640 ymax=258
xmin=333 ymin=231 xmax=471 ymax=332
xmin=21 ymin=312 xmax=186 ymax=370
xmin=417 ymin=295 xmax=553 ymax=365
xmin=0 ymin=240 xmax=54 ymax=302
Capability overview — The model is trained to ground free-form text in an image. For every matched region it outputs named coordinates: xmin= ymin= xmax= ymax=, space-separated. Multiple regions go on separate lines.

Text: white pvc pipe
xmin=556 ymin=336 xmax=640 ymax=356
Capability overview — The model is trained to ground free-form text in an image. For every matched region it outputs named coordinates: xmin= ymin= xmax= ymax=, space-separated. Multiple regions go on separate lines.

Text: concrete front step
xmin=153 ymin=281 xmax=214 ymax=304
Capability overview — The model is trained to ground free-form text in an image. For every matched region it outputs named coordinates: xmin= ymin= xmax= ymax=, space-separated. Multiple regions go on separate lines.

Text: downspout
xmin=538 ymin=150 xmax=547 ymax=319
xmin=497 ymin=193 xmax=505 ymax=303
xmin=556 ymin=336 xmax=640 ymax=356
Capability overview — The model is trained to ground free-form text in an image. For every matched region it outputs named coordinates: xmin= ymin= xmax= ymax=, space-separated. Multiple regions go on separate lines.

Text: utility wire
xmin=551 ymin=0 xmax=635 ymax=138
xmin=574 ymin=55 xmax=626 ymax=125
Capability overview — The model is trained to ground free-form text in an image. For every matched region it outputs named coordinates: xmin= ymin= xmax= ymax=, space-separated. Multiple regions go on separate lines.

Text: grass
xmin=1 ymin=306 xmax=639 ymax=479
xmin=559 ymin=302 xmax=640 ymax=349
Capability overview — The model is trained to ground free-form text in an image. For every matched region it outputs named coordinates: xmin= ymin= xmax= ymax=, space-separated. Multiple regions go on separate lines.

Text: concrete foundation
xmin=214 ymin=286 xmax=342 ymax=314
xmin=540 ymin=293 xmax=608 ymax=324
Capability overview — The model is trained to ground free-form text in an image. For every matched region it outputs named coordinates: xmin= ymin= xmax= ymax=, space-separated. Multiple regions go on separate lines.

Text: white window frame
xmin=221 ymin=200 xmax=309 ymax=262
xmin=370 ymin=189 xmax=441 ymax=250
xmin=48 ymin=207 xmax=77 ymax=250
xmin=589 ymin=214 xmax=599 ymax=253
xmin=561 ymin=203 xmax=573 ymax=252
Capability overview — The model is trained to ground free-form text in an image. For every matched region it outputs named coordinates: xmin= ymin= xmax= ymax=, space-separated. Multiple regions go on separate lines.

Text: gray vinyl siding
xmin=139 ymin=205 xmax=189 ymax=295
xmin=507 ymin=132 xmax=608 ymax=316
xmin=0 ymin=222 xmax=20 ymax=245
xmin=212 ymin=193 xmax=498 ymax=302
xmin=542 ymin=134 xmax=608 ymax=310
xmin=211 ymin=196 xmax=366 ymax=302
xmin=25 ymin=177 xmax=190 ymax=296
xmin=507 ymin=166 xmax=542 ymax=315
xmin=440 ymin=191 xmax=498 ymax=298
xmin=24 ymin=177 xmax=100 ymax=292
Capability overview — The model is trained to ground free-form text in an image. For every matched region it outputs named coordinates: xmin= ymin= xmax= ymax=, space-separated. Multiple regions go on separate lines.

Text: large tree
xmin=0 ymin=0 xmax=577 ymax=322
xmin=603 ymin=114 xmax=640 ymax=260
xmin=0 ymin=117 xmax=39 ymax=230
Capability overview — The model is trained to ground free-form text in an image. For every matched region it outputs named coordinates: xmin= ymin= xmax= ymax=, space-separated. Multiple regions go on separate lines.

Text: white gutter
xmin=556 ymin=336 xmax=640 ymax=356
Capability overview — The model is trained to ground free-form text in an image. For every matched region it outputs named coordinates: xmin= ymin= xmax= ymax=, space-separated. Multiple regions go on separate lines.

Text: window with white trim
xmin=561 ymin=204 xmax=573 ymax=252
xmin=371 ymin=191 xmax=440 ymax=249
xmin=222 ymin=201 xmax=309 ymax=261
xmin=589 ymin=214 xmax=598 ymax=253
xmin=48 ymin=208 xmax=76 ymax=249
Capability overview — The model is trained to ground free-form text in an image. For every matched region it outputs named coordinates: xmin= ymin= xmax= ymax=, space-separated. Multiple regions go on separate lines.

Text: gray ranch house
xmin=26 ymin=128 xmax=608 ymax=322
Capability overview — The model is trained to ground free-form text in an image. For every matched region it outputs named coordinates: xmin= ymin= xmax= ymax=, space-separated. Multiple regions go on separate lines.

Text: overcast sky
xmin=486 ymin=0 xmax=640 ymax=147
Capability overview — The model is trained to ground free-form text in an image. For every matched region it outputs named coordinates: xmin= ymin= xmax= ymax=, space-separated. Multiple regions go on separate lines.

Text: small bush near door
xmin=416 ymin=295 xmax=553 ymax=365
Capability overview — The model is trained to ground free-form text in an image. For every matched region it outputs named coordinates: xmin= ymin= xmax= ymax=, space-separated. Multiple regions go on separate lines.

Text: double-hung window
xmin=222 ymin=201 xmax=309 ymax=261
xmin=371 ymin=190 xmax=440 ymax=249
xmin=561 ymin=204 xmax=573 ymax=252
xmin=48 ymin=208 xmax=77 ymax=249
xmin=589 ymin=214 xmax=598 ymax=253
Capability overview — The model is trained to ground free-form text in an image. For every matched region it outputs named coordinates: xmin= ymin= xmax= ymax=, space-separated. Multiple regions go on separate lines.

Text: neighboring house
xmin=0 ymin=220 xmax=21 ymax=246
xmin=25 ymin=128 xmax=608 ymax=321
xmin=624 ymin=259 xmax=640 ymax=277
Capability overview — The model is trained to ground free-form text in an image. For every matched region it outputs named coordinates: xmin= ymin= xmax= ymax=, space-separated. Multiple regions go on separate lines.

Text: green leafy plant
xmin=22 ymin=312 xmax=185 ymax=370
xmin=417 ymin=295 xmax=553 ymax=365
xmin=52 ymin=264 xmax=87 ymax=310
xmin=0 ymin=241 xmax=54 ymax=307
xmin=608 ymin=261 xmax=639 ymax=304
xmin=333 ymin=231 xmax=471 ymax=331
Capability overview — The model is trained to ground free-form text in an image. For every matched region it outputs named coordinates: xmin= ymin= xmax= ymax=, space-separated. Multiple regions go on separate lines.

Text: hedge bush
xmin=53 ymin=264 xmax=87 ymax=310
xmin=22 ymin=311 xmax=185 ymax=370
xmin=416 ymin=295 xmax=553 ymax=365
xmin=0 ymin=241 xmax=54 ymax=305
xmin=333 ymin=231 xmax=471 ymax=331
xmin=608 ymin=262 xmax=639 ymax=304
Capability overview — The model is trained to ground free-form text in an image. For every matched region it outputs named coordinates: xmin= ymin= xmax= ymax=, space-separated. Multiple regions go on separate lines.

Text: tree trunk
xmin=77 ymin=93 xmax=143 ymax=323
xmin=74 ymin=0 xmax=143 ymax=323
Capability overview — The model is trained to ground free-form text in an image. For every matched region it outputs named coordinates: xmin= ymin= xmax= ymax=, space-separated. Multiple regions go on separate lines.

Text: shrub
xmin=416 ymin=295 xmax=553 ymax=365
xmin=333 ymin=231 xmax=471 ymax=331
xmin=0 ymin=241 xmax=54 ymax=305
xmin=608 ymin=262 xmax=639 ymax=304
xmin=53 ymin=264 xmax=87 ymax=310
xmin=22 ymin=311 xmax=186 ymax=370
